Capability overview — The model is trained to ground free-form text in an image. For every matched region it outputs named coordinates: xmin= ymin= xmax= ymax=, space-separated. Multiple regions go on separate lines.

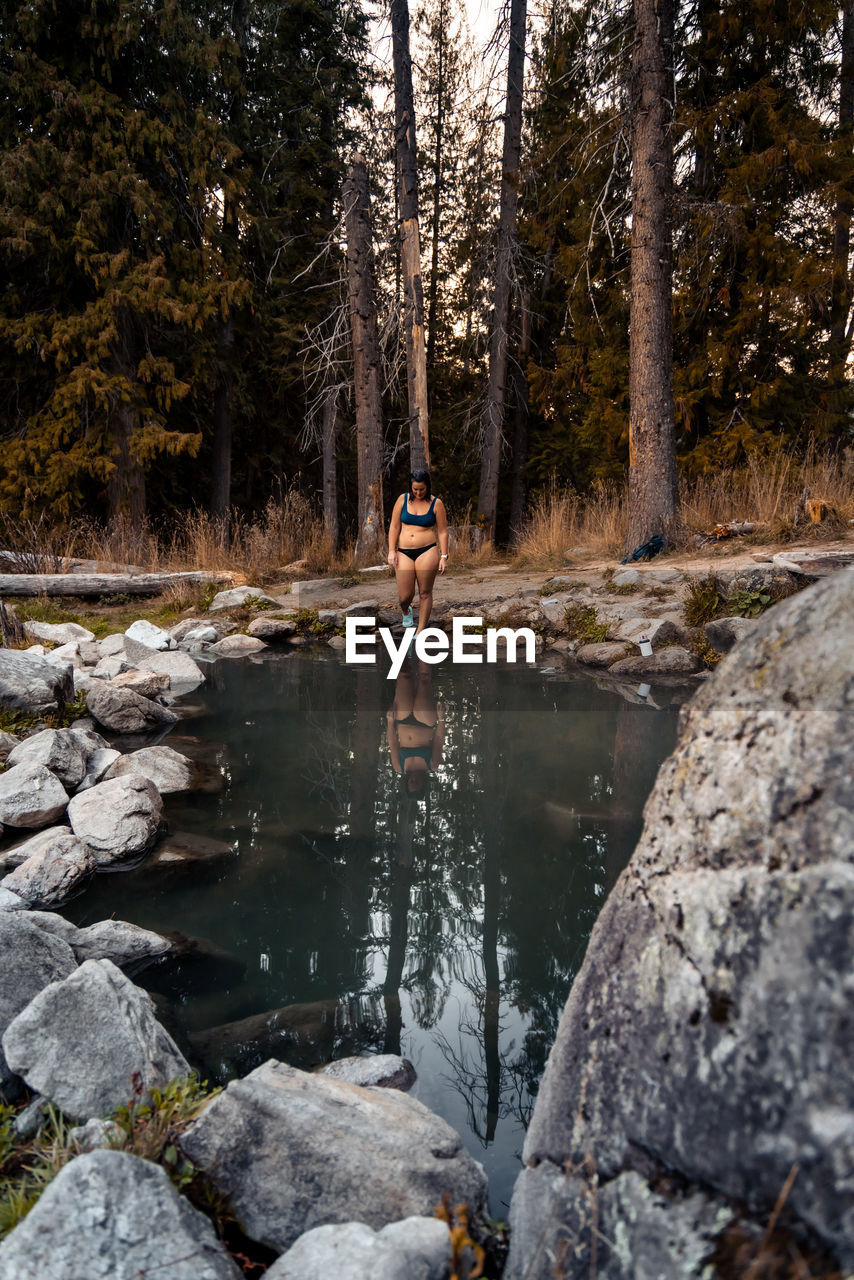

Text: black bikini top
xmin=401 ymin=494 xmax=437 ymax=527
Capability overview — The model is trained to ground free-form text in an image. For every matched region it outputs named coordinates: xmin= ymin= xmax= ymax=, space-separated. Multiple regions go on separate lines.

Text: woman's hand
xmin=438 ymin=554 xmax=447 ymax=574
xmin=387 ymin=550 xmax=398 ymax=570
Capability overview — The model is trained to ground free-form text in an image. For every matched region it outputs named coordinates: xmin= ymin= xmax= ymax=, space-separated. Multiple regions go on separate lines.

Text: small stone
xmin=247 ymin=617 xmax=297 ymax=641
xmin=318 ymin=1054 xmax=416 ymax=1091
xmin=97 ymin=633 xmax=126 ymax=659
xmin=23 ymin=620 xmax=95 ymax=645
xmin=208 ymin=634 xmax=267 ymax=657
xmin=111 ymin=669 xmax=171 ymax=699
xmin=67 ymin=774 xmax=163 ymax=863
xmin=575 ymin=642 xmax=627 ymax=668
xmin=613 ymin=569 xmax=640 ymax=587
xmin=0 ymin=829 xmax=95 ymax=908
xmin=68 ymin=1118 xmax=125 ymax=1152
xmin=90 ymin=653 xmax=132 ymax=680
xmin=85 ymin=681 xmax=178 ymax=734
xmin=76 ymin=748 xmax=121 ymax=792
xmin=124 ymin=620 xmax=175 ymax=651
xmin=104 ymin=746 xmax=196 ymax=795
xmin=180 ymin=625 xmax=218 ymax=645
xmin=7 ymin=728 xmax=87 ymax=789
xmin=609 ymin=647 xmax=701 ymax=675
xmin=208 ymin=586 xmax=279 ymax=612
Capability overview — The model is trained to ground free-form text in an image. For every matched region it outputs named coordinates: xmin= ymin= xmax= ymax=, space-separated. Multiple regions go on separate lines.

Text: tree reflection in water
xmin=59 ymin=652 xmax=684 ymax=1208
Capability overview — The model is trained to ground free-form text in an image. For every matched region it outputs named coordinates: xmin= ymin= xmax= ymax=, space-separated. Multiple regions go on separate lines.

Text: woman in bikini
xmin=387 ymin=660 xmax=445 ymax=796
xmin=387 ymin=468 xmax=449 ymax=631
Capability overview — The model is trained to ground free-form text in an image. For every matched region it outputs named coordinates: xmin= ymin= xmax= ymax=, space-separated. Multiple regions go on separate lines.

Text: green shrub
xmin=684 ymin=576 xmax=723 ymax=627
xmin=564 ymin=605 xmax=609 ymax=644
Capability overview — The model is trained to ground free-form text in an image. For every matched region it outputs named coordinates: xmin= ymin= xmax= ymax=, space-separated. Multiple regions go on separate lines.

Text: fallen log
xmin=0 ymin=571 xmax=232 ymax=597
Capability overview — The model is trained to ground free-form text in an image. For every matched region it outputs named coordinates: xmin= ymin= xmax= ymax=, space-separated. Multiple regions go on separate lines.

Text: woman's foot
xmin=402 ymin=606 xmax=415 ymax=628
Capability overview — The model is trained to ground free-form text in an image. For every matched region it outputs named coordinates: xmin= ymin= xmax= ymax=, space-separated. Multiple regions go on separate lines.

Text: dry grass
xmin=512 ymin=449 xmax=854 ymax=567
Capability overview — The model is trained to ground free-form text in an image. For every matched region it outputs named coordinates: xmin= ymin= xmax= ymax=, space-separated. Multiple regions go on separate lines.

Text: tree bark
xmin=344 ymin=156 xmax=385 ymax=564
xmin=321 ymin=389 xmax=339 ymax=553
xmin=0 ymin=571 xmax=229 ymax=596
xmin=391 ymin=0 xmax=430 ymax=469
xmin=625 ymin=0 xmax=679 ymax=553
xmin=477 ymin=0 xmax=527 ymax=544
xmin=107 ymin=307 xmax=146 ymax=524
xmin=210 ymin=310 xmax=234 ymax=528
xmin=509 ymin=292 xmax=532 ymax=539
xmin=426 ymin=0 xmax=446 ymax=376
xmin=831 ymin=1 xmax=854 ymax=356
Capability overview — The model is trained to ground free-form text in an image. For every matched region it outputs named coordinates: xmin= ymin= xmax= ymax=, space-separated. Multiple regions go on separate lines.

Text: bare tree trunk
xmin=509 ymin=293 xmax=532 ymax=539
xmin=344 ymin=156 xmax=385 ymax=565
xmin=625 ymin=0 xmax=679 ymax=552
xmin=107 ymin=307 xmax=146 ymax=523
xmin=321 ymin=390 xmax=339 ymax=553
xmin=832 ymin=1 xmax=854 ymax=360
xmin=477 ymin=0 xmax=527 ymax=544
xmin=391 ymin=0 xmax=430 ymax=469
xmin=426 ymin=0 xmax=446 ymax=376
xmin=211 ymin=310 xmax=234 ymax=527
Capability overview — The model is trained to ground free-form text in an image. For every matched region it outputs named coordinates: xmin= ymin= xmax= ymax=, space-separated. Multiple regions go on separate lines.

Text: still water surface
xmin=63 ymin=651 xmax=686 ymax=1212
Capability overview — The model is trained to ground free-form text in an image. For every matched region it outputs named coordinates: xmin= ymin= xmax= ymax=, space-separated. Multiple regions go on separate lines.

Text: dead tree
xmin=831 ymin=1 xmax=854 ymax=365
xmin=625 ymin=0 xmax=679 ymax=552
xmin=344 ymin=156 xmax=386 ymax=564
xmin=391 ymin=0 xmax=430 ymax=470
xmin=477 ymin=0 xmax=528 ymax=544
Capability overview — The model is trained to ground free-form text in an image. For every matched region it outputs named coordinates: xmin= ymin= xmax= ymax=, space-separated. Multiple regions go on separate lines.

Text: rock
xmin=506 ymin=1164 xmax=733 ymax=1280
xmin=0 ymin=762 xmax=69 ymax=829
xmin=124 ymin=619 xmax=175 ymax=650
xmin=318 ymin=1054 xmax=416 ymax=1091
xmin=0 ymin=912 xmax=76 ymax=1100
xmin=7 ymin=727 xmax=87 ymax=789
xmin=327 ymin=634 xmax=347 ymax=650
xmin=112 ymin=669 xmax=172 ymax=698
xmin=0 ymin=829 xmax=95 ymax=907
xmin=608 ymin=615 xmax=683 ymax=646
xmin=76 ymin=746 xmax=122 ymax=790
xmin=180 ymin=624 xmax=218 ymax=645
xmin=91 ymin=652 xmax=133 ymax=679
xmin=72 ymin=669 xmax=93 ymax=694
xmin=133 ymin=647 xmax=206 ymax=691
xmin=704 ymin=615 xmax=759 ymax=653
xmin=77 ymin=640 xmax=101 ymax=666
xmin=27 ymin=911 xmax=171 ymax=970
xmin=608 ymin=646 xmax=701 ymax=675
xmin=69 ymin=1118 xmax=125 ymax=1152
xmin=208 ymin=633 xmax=267 ymax=657
xmin=180 ymin=1059 xmax=488 ymax=1253
xmin=0 ymin=730 xmax=19 ymax=755
xmin=0 ymin=649 xmax=73 ymax=716
xmin=85 ymin=679 xmax=179 ymax=733
xmin=2 ymin=959 xmax=190 ymax=1120
xmin=575 ymin=642 xmax=627 ymax=668
xmin=67 ymin=774 xmax=163 ymax=863
xmin=290 ymin=577 xmax=343 ymax=599
xmin=44 ymin=640 xmax=83 ymax=669
xmin=147 ymin=830 xmax=236 ymax=870
xmin=66 ymin=724 xmax=110 ymax=758
xmin=104 ymin=745 xmax=197 ymax=794
xmin=266 ymin=1217 xmax=452 ymax=1280
xmin=341 ymin=599 xmax=378 ymax=614
xmin=23 ymin=619 xmax=95 ymax=645
xmin=98 ymin=632 xmax=126 ymax=658
xmin=168 ymin=618 xmax=207 ymax=641
xmin=511 ymin=571 xmax=854 ymax=1270
xmin=0 ymin=1149 xmax=242 ymax=1279
xmin=1 ymin=825 xmax=74 ymax=869
xmin=538 ymin=594 xmax=573 ymax=626
xmin=0 ymin=889 xmax=26 ymax=912
xmin=14 ymin=1095 xmax=50 ymax=1140
xmin=612 ymin=568 xmax=641 ymax=586
xmin=247 ymin=617 xmax=298 ymax=640
xmin=208 ymin=585 xmax=279 ymax=612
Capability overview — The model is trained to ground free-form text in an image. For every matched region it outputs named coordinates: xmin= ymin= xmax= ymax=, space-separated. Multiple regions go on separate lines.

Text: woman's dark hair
xmin=409 ymin=468 xmax=431 ymax=499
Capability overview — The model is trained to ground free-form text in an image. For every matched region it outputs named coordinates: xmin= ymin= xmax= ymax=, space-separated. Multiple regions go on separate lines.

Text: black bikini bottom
xmin=398 ymin=543 xmax=437 ymax=562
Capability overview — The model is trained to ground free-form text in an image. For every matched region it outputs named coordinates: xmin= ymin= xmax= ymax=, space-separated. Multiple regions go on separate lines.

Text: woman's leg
xmin=414 ymin=546 xmax=440 ymax=631
xmin=395 ymin=560 xmax=417 ymax=613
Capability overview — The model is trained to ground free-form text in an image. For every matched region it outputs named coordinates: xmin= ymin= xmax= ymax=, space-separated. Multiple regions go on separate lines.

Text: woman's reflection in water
xmin=382 ymin=658 xmax=445 ymax=1054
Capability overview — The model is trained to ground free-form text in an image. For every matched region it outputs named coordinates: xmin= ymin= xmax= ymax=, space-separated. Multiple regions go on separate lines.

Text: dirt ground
xmin=267 ymin=531 xmax=854 ymax=613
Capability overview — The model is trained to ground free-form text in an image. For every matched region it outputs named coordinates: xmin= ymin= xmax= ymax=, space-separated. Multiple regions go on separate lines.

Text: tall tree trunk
xmin=831 ymin=1 xmax=854 ymax=361
xmin=426 ymin=0 xmax=446 ymax=376
xmin=509 ymin=293 xmax=532 ymax=539
xmin=477 ymin=0 xmax=527 ymax=544
xmin=210 ymin=310 xmax=234 ymax=528
xmin=107 ymin=307 xmax=146 ymax=524
xmin=210 ymin=0 xmax=247 ymax=527
xmin=344 ymin=156 xmax=385 ymax=564
xmin=391 ymin=0 xmax=430 ymax=470
xmin=625 ymin=0 xmax=679 ymax=552
xmin=321 ymin=389 xmax=339 ymax=553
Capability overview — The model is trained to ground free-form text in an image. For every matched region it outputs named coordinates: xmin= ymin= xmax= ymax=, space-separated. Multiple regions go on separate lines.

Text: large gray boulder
xmin=26 ymin=911 xmax=171 ymax=970
xmin=0 ymin=1149 xmax=241 ymax=1280
xmin=6 ymin=727 xmax=87 ymax=789
xmin=2 ymin=958 xmax=190 ymax=1120
xmin=0 ymin=828 xmax=95 ymax=907
xmin=134 ymin=647 xmax=206 ymax=690
xmin=208 ymin=585 xmax=279 ymax=612
xmin=0 ymin=762 xmax=69 ymax=828
xmin=124 ymin=619 xmax=176 ymax=650
xmin=23 ymin=619 xmax=95 ymax=645
xmin=180 ymin=1059 xmax=488 ymax=1253
xmin=85 ymin=679 xmax=178 ymax=733
xmin=507 ymin=571 xmax=854 ymax=1276
xmin=0 ymin=648 xmax=73 ymax=716
xmin=67 ymin=774 xmax=163 ymax=863
xmin=103 ymin=744 xmax=197 ymax=794
xmin=0 ymin=912 xmax=77 ymax=1100
xmin=266 ymin=1218 xmax=452 ymax=1280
